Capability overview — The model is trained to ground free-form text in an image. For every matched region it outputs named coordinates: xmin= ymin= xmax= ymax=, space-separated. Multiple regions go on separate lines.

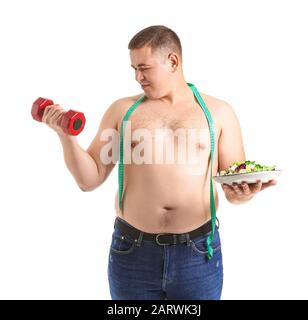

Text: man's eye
xmin=132 ymin=68 xmax=149 ymax=72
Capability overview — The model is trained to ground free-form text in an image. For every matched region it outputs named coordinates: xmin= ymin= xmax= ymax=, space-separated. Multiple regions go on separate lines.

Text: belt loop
xmin=216 ymin=217 xmax=220 ymax=230
xmin=136 ymin=231 xmax=143 ymax=247
xmin=185 ymin=233 xmax=191 ymax=246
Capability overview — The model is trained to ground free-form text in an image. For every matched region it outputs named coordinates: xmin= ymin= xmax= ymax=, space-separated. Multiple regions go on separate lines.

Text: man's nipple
xmin=131 ymin=141 xmax=138 ymax=148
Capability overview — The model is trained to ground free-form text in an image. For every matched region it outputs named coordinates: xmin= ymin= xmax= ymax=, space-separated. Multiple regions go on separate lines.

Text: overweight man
xmin=41 ymin=25 xmax=277 ymax=300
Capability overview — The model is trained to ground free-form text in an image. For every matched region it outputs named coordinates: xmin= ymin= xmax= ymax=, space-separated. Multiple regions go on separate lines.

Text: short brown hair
xmin=128 ymin=25 xmax=182 ymax=62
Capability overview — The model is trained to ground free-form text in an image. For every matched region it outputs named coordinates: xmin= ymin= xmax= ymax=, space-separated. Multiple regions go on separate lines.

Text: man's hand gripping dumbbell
xmin=31 ymin=97 xmax=86 ymax=136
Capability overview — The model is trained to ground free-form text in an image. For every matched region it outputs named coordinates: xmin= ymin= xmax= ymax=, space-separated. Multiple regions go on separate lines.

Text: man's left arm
xmin=217 ymin=102 xmax=277 ymax=205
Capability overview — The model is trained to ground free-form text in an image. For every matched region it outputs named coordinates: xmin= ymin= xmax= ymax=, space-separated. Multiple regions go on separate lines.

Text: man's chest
xmin=128 ymin=102 xmax=210 ymax=132
xmin=120 ymin=101 xmax=218 ymax=158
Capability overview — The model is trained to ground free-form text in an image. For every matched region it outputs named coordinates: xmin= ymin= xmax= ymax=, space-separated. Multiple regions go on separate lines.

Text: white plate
xmin=213 ymin=170 xmax=282 ymax=185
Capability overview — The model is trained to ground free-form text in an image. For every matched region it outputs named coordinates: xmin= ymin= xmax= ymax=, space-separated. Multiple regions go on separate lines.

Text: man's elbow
xmin=78 ymin=171 xmax=107 ymax=192
xmin=80 ymin=185 xmax=91 ymax=192
xmin=79 ymin=182 xmax=100 ymax=192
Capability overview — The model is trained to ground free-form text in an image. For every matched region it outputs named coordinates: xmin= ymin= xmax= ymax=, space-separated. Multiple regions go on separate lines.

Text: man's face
xmin=130 ymin=46 xmax=173 ymax=99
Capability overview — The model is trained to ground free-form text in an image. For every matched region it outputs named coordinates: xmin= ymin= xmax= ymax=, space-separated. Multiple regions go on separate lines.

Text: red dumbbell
xmin=31 ymin=97 xmax=86 ymax=136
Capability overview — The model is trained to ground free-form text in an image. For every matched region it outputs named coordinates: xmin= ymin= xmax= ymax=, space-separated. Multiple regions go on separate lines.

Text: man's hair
xmin=128 ymin=25 xmax=182 ymax=63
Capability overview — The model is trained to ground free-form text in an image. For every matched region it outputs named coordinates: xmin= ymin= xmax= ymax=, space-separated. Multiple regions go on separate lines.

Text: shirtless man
xmin=41 ymin=25 xmax=277 ymax=300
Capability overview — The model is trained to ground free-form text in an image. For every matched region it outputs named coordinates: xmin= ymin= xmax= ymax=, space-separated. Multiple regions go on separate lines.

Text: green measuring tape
xmin=118 ymin=82 xmax=216 ymax=260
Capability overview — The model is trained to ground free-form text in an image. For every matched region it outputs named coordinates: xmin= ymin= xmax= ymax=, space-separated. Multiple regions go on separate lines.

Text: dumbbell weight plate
xmin=31 ymin=97 xmax=54 ymax=121
xmin=61 ymin=110 xmax=86 ymax=136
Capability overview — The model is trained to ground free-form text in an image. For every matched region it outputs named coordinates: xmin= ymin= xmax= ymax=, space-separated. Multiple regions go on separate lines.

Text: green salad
xmin=218 ymin=160 xmax=276 ymax=176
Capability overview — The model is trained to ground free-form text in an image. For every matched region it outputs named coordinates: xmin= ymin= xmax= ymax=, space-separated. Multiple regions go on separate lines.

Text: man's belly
xmin=115 ymin=164 xmax=219 ymax=233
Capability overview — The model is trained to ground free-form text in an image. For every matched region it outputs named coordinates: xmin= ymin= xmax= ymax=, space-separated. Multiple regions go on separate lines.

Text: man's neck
xmin=157 ymin=79 xmax=195 ymax=106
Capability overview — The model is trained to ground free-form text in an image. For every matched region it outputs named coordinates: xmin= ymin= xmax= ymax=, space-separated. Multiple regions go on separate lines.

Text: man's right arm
xmin=43 ymin=99 xmax=122 ymax=191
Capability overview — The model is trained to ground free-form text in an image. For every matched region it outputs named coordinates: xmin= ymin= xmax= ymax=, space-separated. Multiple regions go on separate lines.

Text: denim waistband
xmin=113 ymin=216 xmax=219 ymax=246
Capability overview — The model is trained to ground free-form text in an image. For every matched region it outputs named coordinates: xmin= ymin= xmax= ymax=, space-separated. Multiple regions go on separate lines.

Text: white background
xmin=0 ymin=0 xmax=307 ymax=299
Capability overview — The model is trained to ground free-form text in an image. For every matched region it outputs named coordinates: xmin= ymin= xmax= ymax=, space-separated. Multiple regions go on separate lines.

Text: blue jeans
xmin=107 ymin=217 xmax=223 ymax=300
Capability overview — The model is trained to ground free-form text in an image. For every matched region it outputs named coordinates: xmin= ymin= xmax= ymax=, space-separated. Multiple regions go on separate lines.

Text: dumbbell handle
xmin=31 ymin=97 xmax=86 ymax=136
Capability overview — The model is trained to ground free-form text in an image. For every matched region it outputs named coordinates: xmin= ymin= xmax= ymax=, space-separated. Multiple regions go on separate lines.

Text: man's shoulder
xmin=111 ymin=93 xmax=144 ymax=112
xmin=200 ymin=92 xmax=230 ymax=110
xmin=108 ymin=94 xmax=144 ymax=131
xmin=199 ymin=92 xmax=238 ymax=131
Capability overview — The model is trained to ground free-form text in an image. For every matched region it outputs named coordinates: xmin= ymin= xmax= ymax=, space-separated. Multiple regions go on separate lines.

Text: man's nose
xmin=135 ymin=70 xmax=144 ymax=83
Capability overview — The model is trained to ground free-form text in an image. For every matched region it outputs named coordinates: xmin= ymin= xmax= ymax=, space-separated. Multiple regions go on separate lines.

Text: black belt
xmin=114 ymin=217 xmax=216 ymax=246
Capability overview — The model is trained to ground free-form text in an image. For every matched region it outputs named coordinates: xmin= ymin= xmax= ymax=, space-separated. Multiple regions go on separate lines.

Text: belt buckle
xmin=155 ymin=233 xmax=171 ymax=245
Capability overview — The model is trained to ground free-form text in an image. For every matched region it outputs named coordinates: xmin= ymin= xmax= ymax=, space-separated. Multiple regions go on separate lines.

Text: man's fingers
xmin=42 ymin=104 xmax=61 ymax=123
xmin=43 ymin=105 xmax=65 ymax=126
xmin=41 ymin=105 xmax=54 ymax=123
xmin=261 ymin=179 xmax=277 ymax=191
xmin=232 ymin=183 xmax=243 ymax=195
xmin=241 ymin=182 xmax=251 ymax=195
xmin=222 ymin=184 xmax=236 ymax=196
xmin=252 ymin=180 xmax=262 ymax=193
xmin=222 ymin=184 xmax=229 ymax=191
xmin=222 ymin=179 xmax=275 ymax=197
xmin=54 ymin=111 xmax=66 ymax=126
xmin=45 ymin=108 xmax=60 ymax=125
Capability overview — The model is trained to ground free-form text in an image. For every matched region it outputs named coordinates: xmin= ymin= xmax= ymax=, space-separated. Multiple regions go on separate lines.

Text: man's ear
xmin=168 ymin=52 xmax=179 ymax=71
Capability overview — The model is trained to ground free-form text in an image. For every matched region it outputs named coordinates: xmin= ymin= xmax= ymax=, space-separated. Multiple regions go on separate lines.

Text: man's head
xmin=128 ymin=25 xmax=184 ymax=99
